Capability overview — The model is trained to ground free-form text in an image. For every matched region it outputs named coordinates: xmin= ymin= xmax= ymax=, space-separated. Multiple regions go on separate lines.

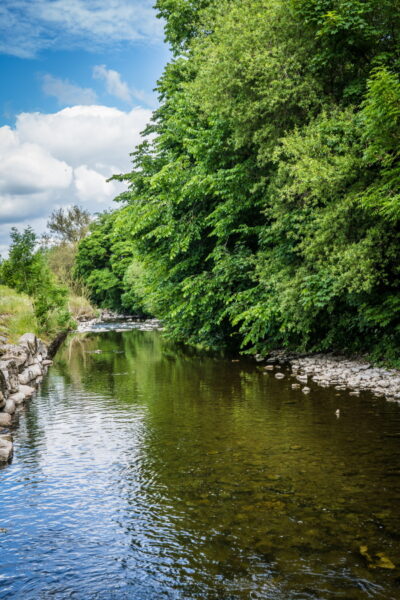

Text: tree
xmin=0 ymin=227 xmax=72 ymax=333
xmin=47 ymin=205 xmax=91 ymax=244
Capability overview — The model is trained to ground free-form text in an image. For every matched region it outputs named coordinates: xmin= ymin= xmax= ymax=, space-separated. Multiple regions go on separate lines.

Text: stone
xmin=37 ymin=340 xmax=48 ymax=359
xmin=0 ymin=359 xmax=20 ymax=393
xmin=18 ymin=333 xmax=38 ymax=355
xmin=296 ymin=375 xmax=308 ymax=383
xmin=291 ymin=383 xmax=301 ymax=389
xmin=19 ymin=364 xmax=42 ymax=385
xmin=42 ymin=360 xmax=53 ymax=367
xmin=3 ymin=400 xmax=16 ymax=415
xmin=19 ymin=385 xmax=35 ymax=398
xmin=0 ymin=344 xmax=29 ymax=368
xmin=302 ymin=386 xmax=311 ymax=394
xmin=264 ymin=365 xmax=275 ymax=371
xmin=0 ymin=413 xmax=12 ymax=427
xmin=275 ymin=372 xmax=285 ymax=379
xmin=9 ymin=392 xmax=25 ymax=406
xmin=0 ymin=442 xmax=13 ymax=462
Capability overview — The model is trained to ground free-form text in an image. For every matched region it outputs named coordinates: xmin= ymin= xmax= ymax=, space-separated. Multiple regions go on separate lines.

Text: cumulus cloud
xmin=0 ymin=104 xmax=152 ymax=251
xmin=42 ymin=74 xmax=98 ymax=106
xmin=0 ymin=0 xmax=163 ymax=58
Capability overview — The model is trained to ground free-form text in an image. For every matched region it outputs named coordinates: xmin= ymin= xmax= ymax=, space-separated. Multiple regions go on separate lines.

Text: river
xmin=1 ymin=328 xmax=400 ymax=599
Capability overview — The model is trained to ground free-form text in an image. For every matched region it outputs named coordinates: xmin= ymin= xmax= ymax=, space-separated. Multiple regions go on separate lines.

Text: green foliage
xmin=74 ymin=211 xmax=147 ymax=315
xmin=75 ymin=0 xmax=400 ymax=362
xmin=0 ymin=227 xmax=72 ymax=334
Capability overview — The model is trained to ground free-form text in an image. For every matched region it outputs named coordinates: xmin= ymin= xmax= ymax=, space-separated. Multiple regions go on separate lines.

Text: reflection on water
xmin=1 ymin=330 xmax=400 ymax=599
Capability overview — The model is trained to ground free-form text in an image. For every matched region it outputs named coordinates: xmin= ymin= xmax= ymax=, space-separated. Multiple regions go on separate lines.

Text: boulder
xmin=0 ymin=344 xmax=29 ymax=368
xmin=0 ymin=413 xmax=12 ymax=427
xmin=19 ymin=364 xmax=42 ymax=385
xmin=0 ymin=360 xmax=20 ymax=393
xmin=3 ymin=400 xmax=16 ymax=415
xmin=0 ymin=369 xmax=7 ymax=397
xmin=0 ymin=438 xmax=13 ymax=462
xmin=9 ymin=392 xmax=25 ymax=406
xmin=18 ymin=385 xmax=35 ymax=398
xmin=37 ymin=340 xmax=48 ymax=359
xmin=18 ymin=333 xmax=38 ymax=355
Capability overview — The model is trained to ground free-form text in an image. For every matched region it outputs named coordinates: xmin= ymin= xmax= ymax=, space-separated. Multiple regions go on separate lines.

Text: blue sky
xmin=0 ymin=0 xmax=170 ymax=255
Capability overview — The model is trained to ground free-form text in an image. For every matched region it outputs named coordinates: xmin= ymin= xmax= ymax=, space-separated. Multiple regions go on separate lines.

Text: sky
xmin=0 ymin=0 xmax=170 ymax=256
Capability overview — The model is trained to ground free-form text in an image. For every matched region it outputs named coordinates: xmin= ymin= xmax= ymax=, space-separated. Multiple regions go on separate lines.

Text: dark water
xmin=1 ymin=330 xmax=400 ymax=600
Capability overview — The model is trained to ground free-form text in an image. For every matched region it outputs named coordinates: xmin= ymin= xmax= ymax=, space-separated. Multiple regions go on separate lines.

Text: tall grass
xmin=0 ymin=285 xmax=39 ymax=343
xmin=68 ymin=294 xmax=98 ymax=320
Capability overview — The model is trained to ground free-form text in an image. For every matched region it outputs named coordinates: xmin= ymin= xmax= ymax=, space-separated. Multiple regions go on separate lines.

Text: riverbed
xmin=1 ymin=328 xmax=400 ymax=599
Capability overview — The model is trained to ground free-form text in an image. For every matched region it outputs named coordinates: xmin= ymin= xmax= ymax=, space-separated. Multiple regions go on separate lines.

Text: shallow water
xmin=1 ymin=329 xmax=400 ymax=599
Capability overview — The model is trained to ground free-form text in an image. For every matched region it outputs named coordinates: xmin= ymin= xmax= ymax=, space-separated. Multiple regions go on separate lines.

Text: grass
xmin=68 ymin=294 xmax=98 ymax=321
xmin=0 ymin=286 xmax=97 ymax=344
xmin=0 ymin=285 xmax=39 ymax=343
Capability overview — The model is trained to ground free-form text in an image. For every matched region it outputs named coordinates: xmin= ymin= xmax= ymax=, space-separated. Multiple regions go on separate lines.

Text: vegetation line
xmin=2 ymin=1 xmax=400 ymax=365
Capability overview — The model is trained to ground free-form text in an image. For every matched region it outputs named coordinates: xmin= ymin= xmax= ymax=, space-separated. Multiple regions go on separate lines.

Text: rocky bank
xmin=0 ymin=333 xmax=52 ymax=463
xmin=259 ymin=350 xmax=400 ymax=401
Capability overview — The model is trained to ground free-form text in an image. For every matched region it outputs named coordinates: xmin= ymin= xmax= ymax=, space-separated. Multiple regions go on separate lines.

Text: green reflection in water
xmin=54 ymin=330 xmax=400 ymax=599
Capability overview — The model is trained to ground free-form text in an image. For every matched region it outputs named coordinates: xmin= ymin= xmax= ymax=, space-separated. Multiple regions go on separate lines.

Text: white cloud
xmin=74 ymin=165 xmax=118 ymax=203
xmin=93 ymin=64 xmax=157 ymax=108
xmin=0 ymin=0 xmax=163 ymax=58
xmin=0 ymin=104 xmax=152 ymax=250
xmin=93 ymin=65 xmax=131 ymax=103
xmin=42 ymin=74 xmax=97 ymax=106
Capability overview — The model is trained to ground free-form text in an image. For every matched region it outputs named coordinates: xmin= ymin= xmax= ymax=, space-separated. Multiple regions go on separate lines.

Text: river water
xmin=1 ymin=328 xmax=400 ymax=599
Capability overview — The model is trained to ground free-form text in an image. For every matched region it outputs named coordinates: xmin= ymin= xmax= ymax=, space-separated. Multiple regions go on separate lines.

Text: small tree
xmin=0 ymin=227 xmax=72 ymax=333
xmin=47 ymin=205 xmax=91 ymax=244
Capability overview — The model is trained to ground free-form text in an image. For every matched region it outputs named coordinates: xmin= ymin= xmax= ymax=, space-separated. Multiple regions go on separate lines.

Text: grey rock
xmin=0 ymin=413 xmax=12 ymax=427
xmin=19 ymin=384 xmax=35 ymax=398
xmin=18 ymin=333 xmax=38 ymax=355
xmin=9 ymin=392 xmax=25 ymax=405
xmin=3 ymin=400 xmax=16 ymax=415
xmin=19 ymin=363 xmax=42 ymax=385
xmin=0 ymin=344 xmax=29 ymax=368
xmin=0 ymin=359 xmax=20 ymax=393
xmin=0 ymin=439 xmax=13 ymax=462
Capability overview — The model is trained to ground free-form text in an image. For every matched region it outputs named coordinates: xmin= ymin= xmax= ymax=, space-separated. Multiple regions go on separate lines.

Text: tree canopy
xmin=75 ymin=0 xmax=400 ymax=362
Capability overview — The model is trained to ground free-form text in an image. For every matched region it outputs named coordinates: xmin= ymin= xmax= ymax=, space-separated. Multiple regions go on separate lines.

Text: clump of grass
xmin=68 ymin=294 xmax=98 ymax=321
xmin=0 ymin=285 xmax=39 ymax=343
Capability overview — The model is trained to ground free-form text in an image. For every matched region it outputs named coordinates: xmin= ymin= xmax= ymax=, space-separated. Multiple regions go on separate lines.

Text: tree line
xmin=4 ymin=0 xmax=400 ymax=362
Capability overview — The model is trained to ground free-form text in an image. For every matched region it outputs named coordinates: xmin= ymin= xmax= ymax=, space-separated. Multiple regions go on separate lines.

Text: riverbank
xmin=258 ymin=350 xmax=400 ymax=402
xmin=0 ymin=333 xmax=52 ymax=462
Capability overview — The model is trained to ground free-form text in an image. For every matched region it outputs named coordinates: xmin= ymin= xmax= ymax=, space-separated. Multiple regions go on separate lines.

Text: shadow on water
xmin=1 ymin=329 xmax=400 ymax=599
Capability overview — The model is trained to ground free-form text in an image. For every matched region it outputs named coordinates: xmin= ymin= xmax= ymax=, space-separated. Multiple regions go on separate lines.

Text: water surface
xmin=1 ymin=330 xmax=400 ymax=599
